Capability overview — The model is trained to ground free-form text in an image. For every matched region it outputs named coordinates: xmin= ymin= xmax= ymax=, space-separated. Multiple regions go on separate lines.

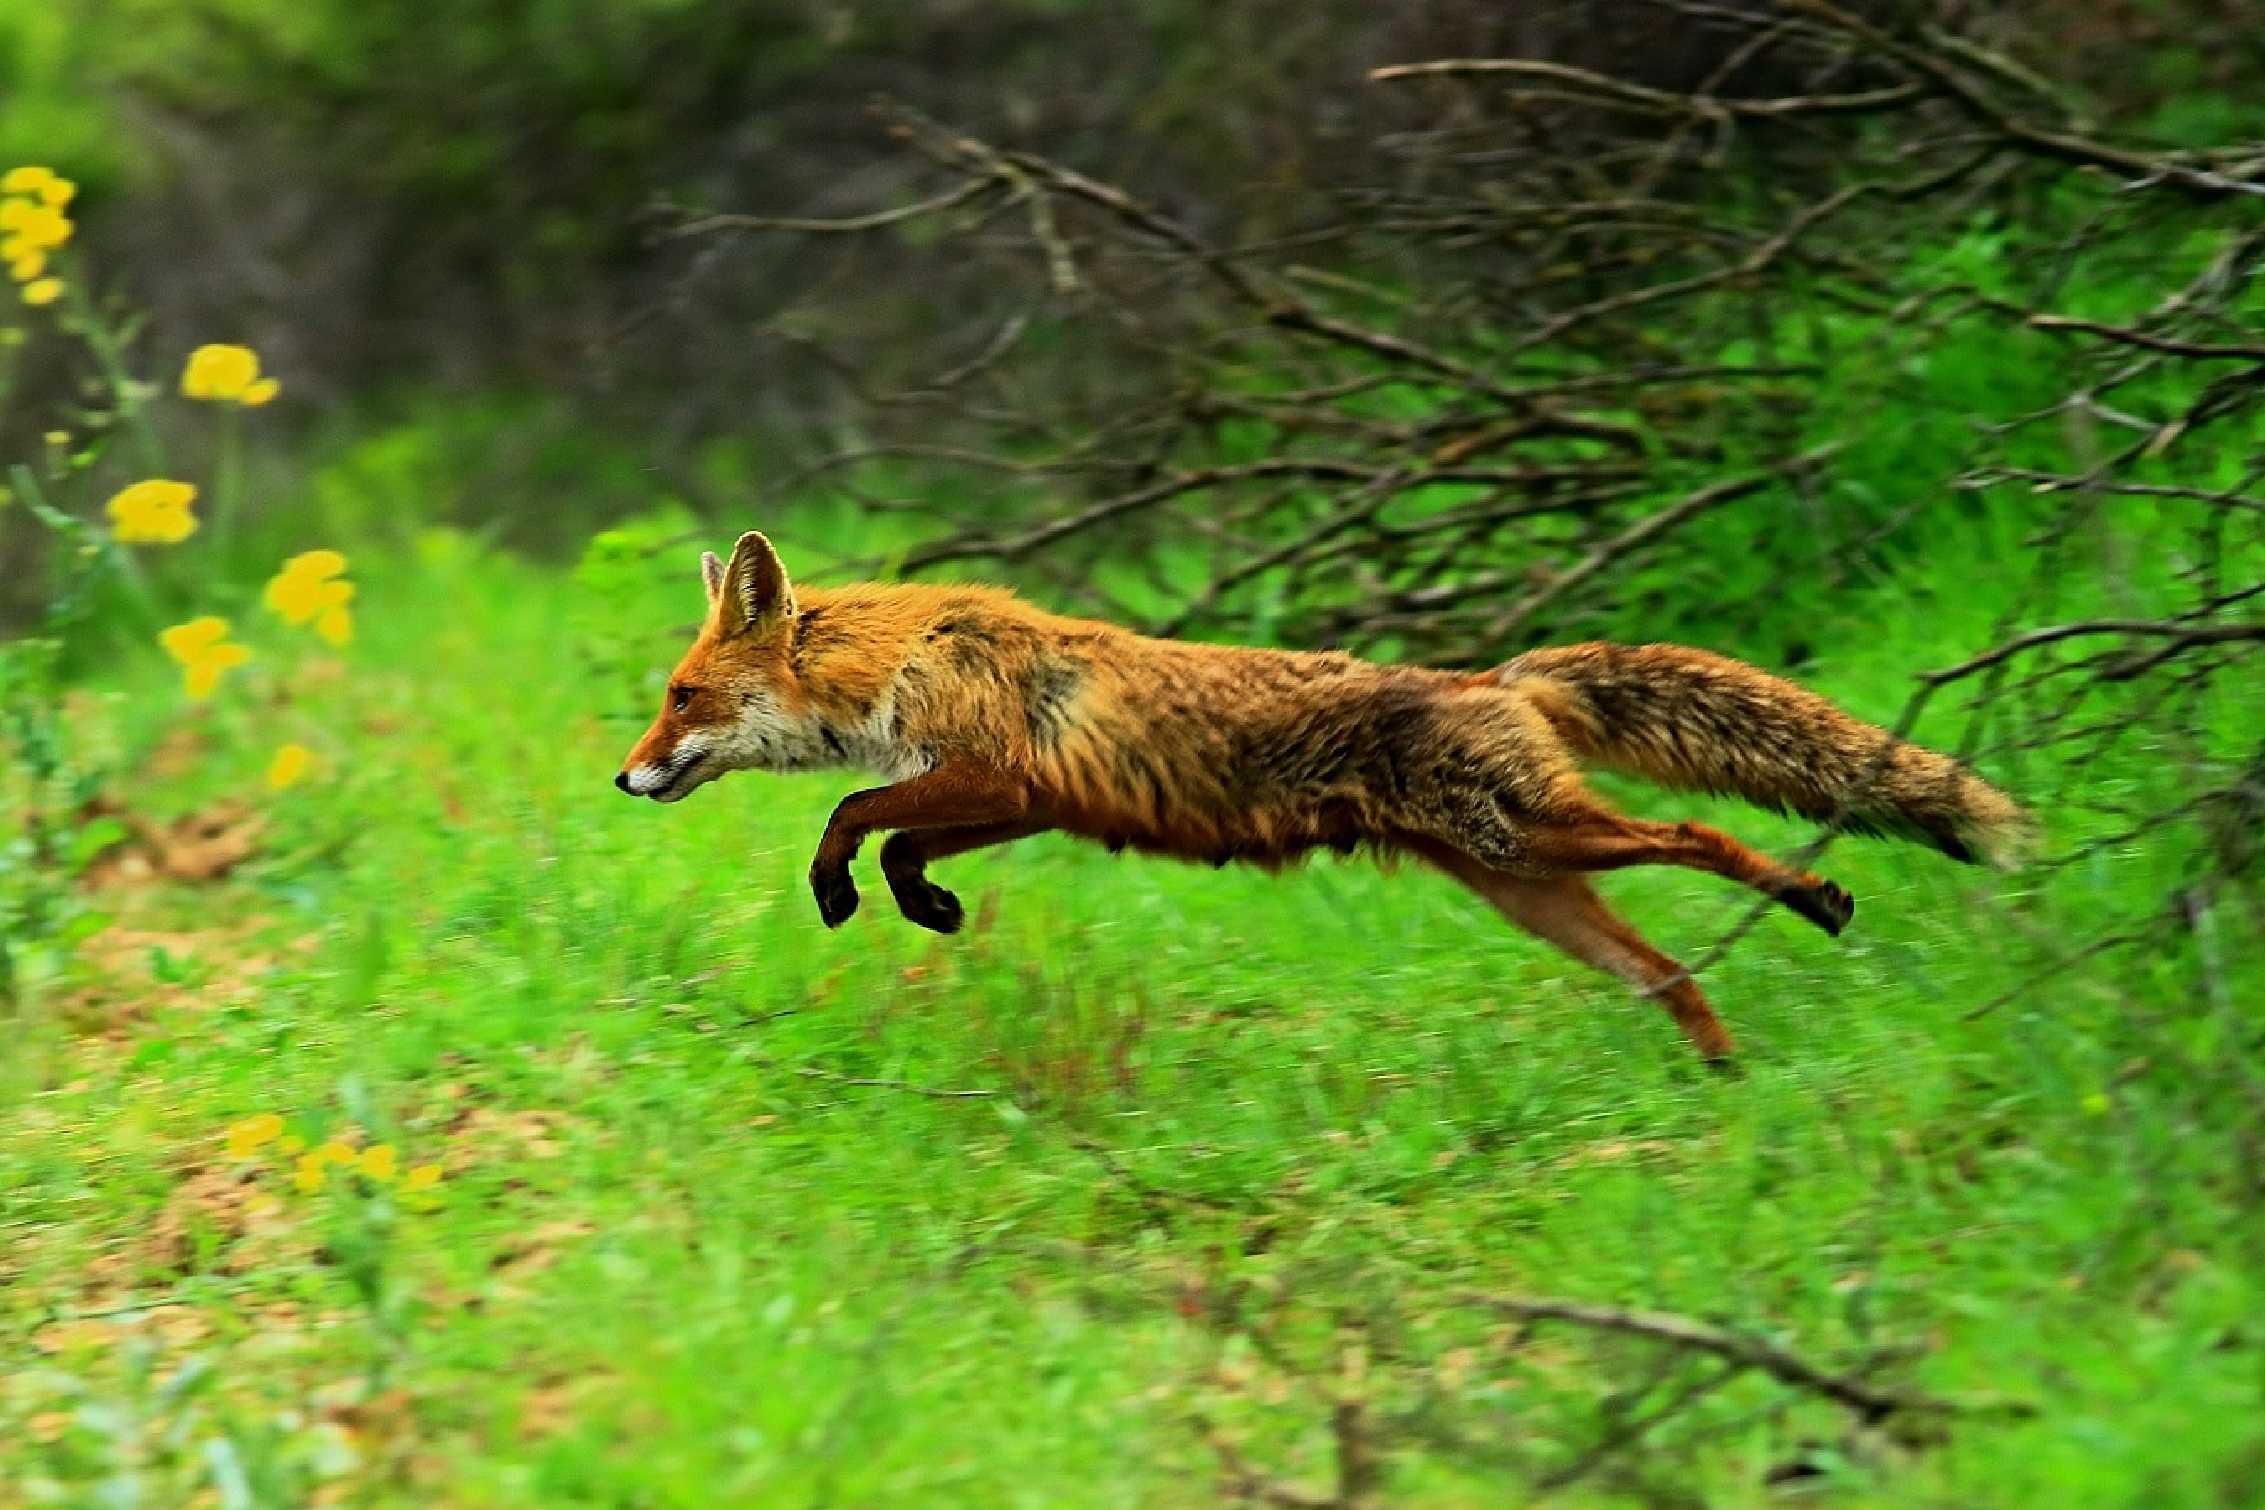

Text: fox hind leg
xmin=1417 ymin=843 xmax=1737 ymax=1061
xmin=1410 ymin=766 xmax=1851 ymax=938
xmin=1523 ymin=809 xmax=1854 ymax=937
xmin=1503 ymin=877 xmax=1735 ymax=1061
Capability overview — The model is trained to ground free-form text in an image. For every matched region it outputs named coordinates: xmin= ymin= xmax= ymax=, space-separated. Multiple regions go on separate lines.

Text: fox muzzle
xmin=616 ymin=746 xmax=705 ymax=801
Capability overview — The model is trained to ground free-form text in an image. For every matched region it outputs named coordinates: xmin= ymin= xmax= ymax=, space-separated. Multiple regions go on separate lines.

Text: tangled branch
xmin=670 ymin=0 xmax=2260 ymax=1016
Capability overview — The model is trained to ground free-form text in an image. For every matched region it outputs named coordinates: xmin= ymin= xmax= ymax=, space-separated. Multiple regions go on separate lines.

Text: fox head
xmin=614 ymin=531 xmax=815 ymax=803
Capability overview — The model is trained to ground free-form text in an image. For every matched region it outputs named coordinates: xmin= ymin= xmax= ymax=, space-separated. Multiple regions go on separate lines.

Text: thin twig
xmin=2027 ymin=315 xmax=2265 ymax=363
xmin=1921 ymin=618 xmax=2265 ymax=687
xmin=1482 ymin=446 xmax=1840 ymax=641
xmin=663 ymin=178 xmax=996 ymax=239
xmin=1368 ymin=57 xmax=1921 ymax=119
xmin=739 ymin=1052 xmax=1001 ymax=1099
xmin=1464 ymin=1293 xmax=2011 ymax=1423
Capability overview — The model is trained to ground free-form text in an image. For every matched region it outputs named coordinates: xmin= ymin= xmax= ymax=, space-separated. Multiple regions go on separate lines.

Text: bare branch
xmin=1465 ymin=1293 xmax=2011 ymax=1423
xmin=1368 ymin=57 xmax=1922 ymax=119
xmin=737 ymin=1052 xmax=1002 ymax=1100
xmin=2026 ymin=315 xmax=2265 ymax=364
xmin=1922 ymin=618 xmax=2265 ymax=687
xmin=1782 ymin=0 xmax=2265 ymax=198
xmin=1483 ymin=446 xmax=1840 ymax=641
xmin=663 ymin=178 xmax=998 ymax=239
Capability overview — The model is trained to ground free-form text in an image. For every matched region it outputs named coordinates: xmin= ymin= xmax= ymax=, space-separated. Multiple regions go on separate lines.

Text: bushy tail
xmin=1499 ymin=642 xmax=2032 ymax=866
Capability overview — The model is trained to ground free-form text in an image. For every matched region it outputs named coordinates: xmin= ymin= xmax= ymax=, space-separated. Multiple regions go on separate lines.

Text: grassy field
xmin=3 ymin=504 xmax=2260 ymax=1506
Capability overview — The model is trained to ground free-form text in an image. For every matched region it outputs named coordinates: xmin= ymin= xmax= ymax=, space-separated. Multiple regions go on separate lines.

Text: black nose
xmin=614 ymin=770 xmax=633 ymax=793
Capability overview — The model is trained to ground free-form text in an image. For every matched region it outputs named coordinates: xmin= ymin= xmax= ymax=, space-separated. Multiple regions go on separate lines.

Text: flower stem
xmin=214 ymin=403 xmax=246 ymax=562
xmin=59 ymin=268 xmax=165 ymax=476
xmin=8 ymin=462 xmax=161 ymax=631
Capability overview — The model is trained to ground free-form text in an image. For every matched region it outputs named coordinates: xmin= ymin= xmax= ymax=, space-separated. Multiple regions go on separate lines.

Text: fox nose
xmin=613 ymin=770 xmax=633 ymax=793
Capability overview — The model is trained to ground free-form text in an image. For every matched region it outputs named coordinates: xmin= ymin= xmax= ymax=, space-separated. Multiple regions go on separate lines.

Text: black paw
xmin=888 ymin=876 xmax=964 ymax=934
xmin=1781 ymin=877 xmax=1855 ymax=937
xmin=810 ymin=863 xmax=860 ymax=929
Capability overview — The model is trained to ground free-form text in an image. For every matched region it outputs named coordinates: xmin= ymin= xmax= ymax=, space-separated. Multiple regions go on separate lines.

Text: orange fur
xmin=617 ymin=533 xmax=2026 ymax=1062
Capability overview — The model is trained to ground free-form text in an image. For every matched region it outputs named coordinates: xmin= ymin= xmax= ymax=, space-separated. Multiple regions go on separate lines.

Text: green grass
xmin=3 ymin=515 xmax=2260 ymax=1506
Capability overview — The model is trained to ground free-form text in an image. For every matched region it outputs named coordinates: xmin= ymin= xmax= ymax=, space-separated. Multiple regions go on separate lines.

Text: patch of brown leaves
xmin=485 ymin=1219 xmax=600 ymax=1304
xmin=515 ymin=1372 xmax=614 ymax=1439
xmin=31 ymin=1297 xmax=215 ymax=1356
xmin=52 ymin=901 xmax=317 ymax=1040
xmin=78 ymin=795 xmax=265 ymax=887
xmin=141 ymin=1161 xmax=302 ymax=1277
xmin=448 ymin=1106 xmax=573 ymax=1161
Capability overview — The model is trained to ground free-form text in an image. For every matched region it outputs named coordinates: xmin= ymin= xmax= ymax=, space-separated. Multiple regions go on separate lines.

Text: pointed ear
xmin=713 ymin=530 xmax=796 ymax=637
xmin=700 ymin=550 xmax=727 ymax=608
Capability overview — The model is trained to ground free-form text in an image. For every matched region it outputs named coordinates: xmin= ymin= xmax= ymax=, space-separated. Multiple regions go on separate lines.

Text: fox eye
xmin=669 ymin=684 xmax=694 ymax=712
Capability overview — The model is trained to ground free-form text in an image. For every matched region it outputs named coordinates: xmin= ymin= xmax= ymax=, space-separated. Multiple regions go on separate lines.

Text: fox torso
xmin=623 ymin=568 xmax=1585 ymax=870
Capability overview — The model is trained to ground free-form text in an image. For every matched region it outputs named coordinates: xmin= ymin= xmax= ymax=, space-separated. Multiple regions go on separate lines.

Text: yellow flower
xmin=158 ymin=618 xmax=227 ymax=659
xmin=9 ymin=249 xmax=44 ymax=282
xmin=107 ymin=479 xmax=199 ymax=544
xmin=182 ymin=343 xmax=255 ymax=398
xmin=277 ymin=1134 xmax=307 ymax=1156
xmin=292 ymin=1156 xmax=327 ymax=1194
xmin=225 ymin=1113 xmax=285 ymax=1158
xmin=20 ymin=278 xmax=61 ymax=307
xmin=359 ymin=1144 xmax=399 ymax=1182
xmin=181 ymin=343 xmax=274 ymax=404
xmin=267 ymin=743 xmax=313 ymax=790
xmin=1 ymin=165 xmax=56 ymax=195
xmin=40 ymin=177 xmax=76 ymax=209
xmin=265 ymin=550 xmax=355 ymax=638
xmin=272 ymin=576 xmax=353 ymax=635
xmin=158 ymin=616 xmax=251 ymax=699
xmin=402 ymin=1164 xmax=443 ymax=1193
xmin=0 ymin=204 xmax=72 ymax=254
xmin=315 ymin=1139 xmax=359 ymax=1167
xmin=284 ymin=547 xmax=345 ymax=580
xmin=184 ymin=655 xmax=245 ymax=699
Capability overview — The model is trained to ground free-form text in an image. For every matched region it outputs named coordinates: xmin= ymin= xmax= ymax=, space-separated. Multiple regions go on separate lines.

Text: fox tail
xmin=1499 ymin=641 xmax=2032 ymax=866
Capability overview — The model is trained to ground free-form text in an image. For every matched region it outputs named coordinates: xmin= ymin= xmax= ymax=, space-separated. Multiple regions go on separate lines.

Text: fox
xmin=616 ymin=531 xmax=2028 ymax=1062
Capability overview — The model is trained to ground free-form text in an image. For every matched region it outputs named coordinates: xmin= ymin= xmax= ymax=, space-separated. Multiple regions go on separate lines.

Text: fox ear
xmin=700 ymin=550 xmax=727 ymax=608
xmin=714 ymin=530 xmax=796 ymax=636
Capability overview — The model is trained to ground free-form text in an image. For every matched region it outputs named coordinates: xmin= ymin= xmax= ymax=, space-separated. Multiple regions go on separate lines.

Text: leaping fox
xmin=616 ymin=532 xmax=2027 ymax=1061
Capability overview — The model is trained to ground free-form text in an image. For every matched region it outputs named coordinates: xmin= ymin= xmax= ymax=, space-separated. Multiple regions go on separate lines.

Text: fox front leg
xmin=807 ymin=851 xmax=863 ymax=930
xmin=807 ymin=767 xmax=1033 ymax=930
xmin=878 ymin=820 xmax=1049 ymax=933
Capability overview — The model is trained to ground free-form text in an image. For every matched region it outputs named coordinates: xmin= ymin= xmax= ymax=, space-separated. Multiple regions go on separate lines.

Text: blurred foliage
xmin=1 ymin=0 xmax=1427 ymax=412
xmin=0 ymin=8 xmax=137 ymax=186
xmin=3 ymin=0 xmax=2262 ymax=605
xmin=0 ymin=0 xmax=2251 ymax=416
